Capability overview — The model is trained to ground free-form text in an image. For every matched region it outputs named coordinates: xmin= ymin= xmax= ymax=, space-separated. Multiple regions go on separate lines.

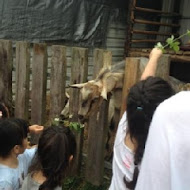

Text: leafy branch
xmin=52 ymin=117 xmax=84 ymax=133
xmin=155 ymin=30 xmax=190 ymax=52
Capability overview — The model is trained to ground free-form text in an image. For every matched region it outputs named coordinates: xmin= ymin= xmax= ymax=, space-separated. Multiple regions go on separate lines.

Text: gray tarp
xmin=0 ymin=0 xmax=125 ymax=46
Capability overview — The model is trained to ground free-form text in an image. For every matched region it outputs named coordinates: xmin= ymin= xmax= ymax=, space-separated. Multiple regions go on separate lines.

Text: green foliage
xmin=155 ymin=30 xmax=190 ymax=53
xmin=69 ymin=122 xmax=84 ymax=133
xmin=62 ymin=176 xmax=109 ymax=190
xmin=63 ymin=176 xmax=82 ymax=190
xmin=52 ymin=118 xmax=84 ymax=133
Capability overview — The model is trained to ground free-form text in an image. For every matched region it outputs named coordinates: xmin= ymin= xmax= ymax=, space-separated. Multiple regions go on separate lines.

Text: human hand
xmin=29 ymin=125 xmax=44 ymax=134
xmin=149 ymin=48 xmax=163 ymax=60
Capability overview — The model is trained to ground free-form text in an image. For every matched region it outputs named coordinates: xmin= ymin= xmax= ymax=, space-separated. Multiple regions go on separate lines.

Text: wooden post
xmin=125 ymin=0 xmax=136 ymax=56
xmin=120 ymin=58 xmax=140 ymax=117
xmin=120 ymin=55 xmax=171 ymax=117
xmin=85 ymin=49 xmax=112 ymax=186
xmin=155 ymin=55 xmax=171 ymax=81
xmin=70 ymin=47 xmax=88 ymax=175
xmin=93 ymin=49 xmax=111 ymax=78
xmin=49 ymin=46 xmax=67 ymax=119
xmin=30 ymin=43 xmax=47 ymax=144
xmin=14 ymin=42 xmax=30 ymax=119
xmin=0 ymin=40 xmax=13 ymax=115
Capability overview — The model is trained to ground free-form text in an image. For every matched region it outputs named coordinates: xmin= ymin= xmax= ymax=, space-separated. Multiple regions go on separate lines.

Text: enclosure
xmin=0 ymin=0 xmax=190 ymax=189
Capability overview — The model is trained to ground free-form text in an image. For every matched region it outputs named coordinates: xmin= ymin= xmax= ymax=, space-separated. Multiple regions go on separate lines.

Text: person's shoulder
xmin=156 ymin=91 xmax=190 ymax=115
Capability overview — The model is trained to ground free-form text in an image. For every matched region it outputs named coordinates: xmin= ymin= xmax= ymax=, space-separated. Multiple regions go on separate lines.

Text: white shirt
xmin=109 ymin=112 xmax=135 ymax=190
xmin=136 ymin=91 xmax=190 ymax=190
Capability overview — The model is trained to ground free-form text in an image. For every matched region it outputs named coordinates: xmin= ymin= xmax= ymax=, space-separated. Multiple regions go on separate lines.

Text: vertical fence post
xmin=15 ymin=42 xmax=30 ymax=119
xmin=0 ymin=40 xmax=13 ymax=114
xmin=85 ymin=49 xmax=112 ymax=186
xmin=70 ymin=47 xmax=88 ymax=175
xmin=120 ymin=55 xmax=171 ymax=117
xmin=120 ymin=58 xmax=140 ymax=117
xmin=31 ymin=43 xmax=47 ymax=144
xmin=49 ymin=46 xmax=67 ymax=120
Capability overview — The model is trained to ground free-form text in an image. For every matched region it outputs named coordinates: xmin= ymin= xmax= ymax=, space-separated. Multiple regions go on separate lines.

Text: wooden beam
xmin=125 ymin=0 xmax=136 ymax=56
xmin=132 ymin=29 xmax=178 ymax=37
xmin=129 ymin=51 xmax=190 ymax=63
xmin=133 ymin=19 xmax=180 ymax=28
xmin=135 ymin=6 xmax=181 ymax=16
xmin=131 ymin=39 xmax=165 ymax=43
xmin=15 ymin=42 xmax=30 ymax=120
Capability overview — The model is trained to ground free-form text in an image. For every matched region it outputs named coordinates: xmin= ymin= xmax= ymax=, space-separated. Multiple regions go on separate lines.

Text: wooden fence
xmin=0 ymin=40 xmax=171 ymax=186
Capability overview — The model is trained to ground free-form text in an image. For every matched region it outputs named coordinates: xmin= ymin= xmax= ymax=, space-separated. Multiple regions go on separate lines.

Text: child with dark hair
xmin=109 ymin=48 xmax=175 ymax=190
xmin=0 ymin=118 xmax=43 ymax=190
xmin=21 ymin=125 xmax=76 ymax=190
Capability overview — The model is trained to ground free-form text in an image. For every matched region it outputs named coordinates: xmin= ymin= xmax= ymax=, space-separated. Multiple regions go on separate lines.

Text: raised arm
xmin=140 ymin=48 xmax=163 ymax=80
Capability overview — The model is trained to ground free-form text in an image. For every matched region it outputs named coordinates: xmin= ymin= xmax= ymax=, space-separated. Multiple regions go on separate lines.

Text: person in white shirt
xmin=135 ymin=91 xmax=190 ymax=190
xmin=109 ymin=48 xmax=175 ymax=190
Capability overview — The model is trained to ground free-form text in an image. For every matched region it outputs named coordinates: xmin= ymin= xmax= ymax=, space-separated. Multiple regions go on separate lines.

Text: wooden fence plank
xmin=0 ymin=40 xmax=13 ymax=114
xmin=31 ymin=43 xmax=47 ymax=144
xmin=85 ymin=49 xmax=112 ymax=186
xmin=93 ymin=49 xmax=111 ymax=78
xmin=120 ymin=58 xmax=140 ymax=117
xmin=120 ymin=55 xmax=170 ymax=117
xmin=70 ymin=47 xmax=88 ymax=175
xmin=86 ymin=97 xmax=110 ymax=185
xmin=14 ymin=42 xmax=30 ymax=119
xmin=49 ymin=46 xmax=67 ymax=119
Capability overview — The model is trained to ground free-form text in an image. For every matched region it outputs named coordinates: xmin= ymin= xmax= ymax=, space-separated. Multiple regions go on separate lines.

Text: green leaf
xmin=173 ymin=45 xmax=180 ymax=52
xmin=174 ymin=41 xmax=180 ymax=46
xmin=166 ymin=36 xmax=174 ymax=45
xmin=187 ymin=30 xmax=190 ymax=36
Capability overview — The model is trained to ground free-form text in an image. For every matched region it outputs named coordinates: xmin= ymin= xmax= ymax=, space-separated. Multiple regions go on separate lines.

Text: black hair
xmin=124 ymin=76 xmax=175 ymax=189
xmin=29 ymin=125 xmax=76 ymax=190
xmin=0 ymin=102 xmax=9 ymax=119
xmin=0 ymin=119 xmax=25 ymax=157
xmin=9 ymin=118 xmax=29 ymax=138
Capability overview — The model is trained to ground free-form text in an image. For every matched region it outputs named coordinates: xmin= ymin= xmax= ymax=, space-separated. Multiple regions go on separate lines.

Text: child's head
xmin=30 ymin=125 xmax=76 ymax=190
xmin=0 ymin=119 xmax=27 ymax=158
xmin=125 ymin=76 xmax=175 ymax=189
xmin=9 ymin=118 xmax=29 ymax=138
xmin=0 ymin=102 xmax=9 ymax=119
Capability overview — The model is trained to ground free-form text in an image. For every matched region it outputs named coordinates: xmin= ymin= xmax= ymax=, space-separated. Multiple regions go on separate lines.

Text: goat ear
xmin=101 ymin=86 xmax=107 ymax=100
xmin=69 ymin=83 xmax=87 ymax=89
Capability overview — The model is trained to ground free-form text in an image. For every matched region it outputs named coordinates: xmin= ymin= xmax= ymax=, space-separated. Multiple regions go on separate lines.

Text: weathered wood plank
xmin=14 ymin=42 xmax=30 ymax=119
xmin=70 ymin=47 xmax=88 ymax=175
xmin=86 ymin=49 xmax=112 ymax=186
xmin=120 ymin=55 xmax=170 ymax=117
xmin=93 ymin=49 xmax=112 ymax=79
xmin=49 ymin=46 xmax=67 ymax=119
xmin=85 ymin=97 xmax=110 ymax=185
xmin=120 ymin=58 xmax=140 ymax=117
xmin=0 ymin=40 xmax=13 ymax=115
xmin=31 ymin=43 xmax=47 ymax=144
